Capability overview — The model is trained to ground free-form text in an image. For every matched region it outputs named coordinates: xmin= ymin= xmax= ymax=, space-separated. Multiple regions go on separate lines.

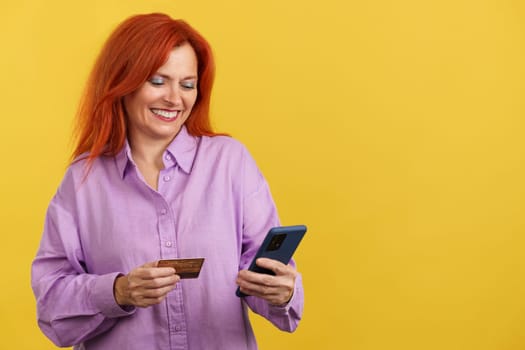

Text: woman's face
xmin=124 ymin=42 xmax=198 ymax=146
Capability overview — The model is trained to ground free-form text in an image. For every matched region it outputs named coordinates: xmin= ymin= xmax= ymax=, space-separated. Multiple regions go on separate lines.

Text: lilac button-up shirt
xmin=31 ymin=126 xmax=303 ymax=349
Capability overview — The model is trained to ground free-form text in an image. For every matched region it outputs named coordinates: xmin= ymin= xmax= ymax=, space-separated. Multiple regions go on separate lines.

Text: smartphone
xmin=236 ymin=225 xmax=307 ymax=297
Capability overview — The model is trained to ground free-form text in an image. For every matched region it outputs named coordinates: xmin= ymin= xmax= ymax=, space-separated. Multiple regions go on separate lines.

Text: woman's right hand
xmin=114 ymin=261 xmax=180 ymax=308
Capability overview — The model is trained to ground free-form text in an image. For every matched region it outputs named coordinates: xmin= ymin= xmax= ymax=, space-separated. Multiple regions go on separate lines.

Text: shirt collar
xmin=165 ymin=125 xmax=198 ymax=175
xmin=115 ymin=125 xmax=198 ymax=178
xmin=115 ymin=140 xmax=133 ymax=179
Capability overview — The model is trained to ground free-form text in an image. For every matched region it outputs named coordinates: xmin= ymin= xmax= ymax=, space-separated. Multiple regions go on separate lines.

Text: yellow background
xmin=1 ymin=0 xmax=525 ymax=349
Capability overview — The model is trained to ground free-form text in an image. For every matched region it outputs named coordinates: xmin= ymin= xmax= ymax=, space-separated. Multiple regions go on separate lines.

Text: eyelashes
xmin=149 ymin=77 xmax=165 ymax=86
xmin=180 ymin=81 xmax=196 ymax=89
xmin=148 ymin=76 xmax=197 ymax=90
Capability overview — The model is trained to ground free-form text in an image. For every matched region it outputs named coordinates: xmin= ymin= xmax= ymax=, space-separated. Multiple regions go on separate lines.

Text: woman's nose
xmin=164 ymin=86 xmax=182 ymax=105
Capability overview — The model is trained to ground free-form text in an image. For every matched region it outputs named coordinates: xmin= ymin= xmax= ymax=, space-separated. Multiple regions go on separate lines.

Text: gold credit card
xmin=157 ymin=258 xmax=205 ymax=279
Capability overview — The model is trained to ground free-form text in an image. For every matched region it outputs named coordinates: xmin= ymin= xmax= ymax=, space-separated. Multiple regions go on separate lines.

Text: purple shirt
xmin=31 ymin=126 xmax=303 ymax=349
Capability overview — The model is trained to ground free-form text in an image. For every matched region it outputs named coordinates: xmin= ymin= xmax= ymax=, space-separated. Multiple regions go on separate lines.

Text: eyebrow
xmin=154 ymin=73 xmax=198 ymax=81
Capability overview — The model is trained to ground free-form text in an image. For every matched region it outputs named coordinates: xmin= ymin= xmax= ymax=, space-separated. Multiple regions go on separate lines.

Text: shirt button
xmin=175 ymin=325 xmax=182 ymax=331
xmin=160 ymin=209 xmax=167 ymax=215
xmin=165 ymin=154 xmax=172 ymax=161
xmin=165 ymin=241 xmax=172 ymax=247
xmin=163 ymin=175 xmax=171 ymax=182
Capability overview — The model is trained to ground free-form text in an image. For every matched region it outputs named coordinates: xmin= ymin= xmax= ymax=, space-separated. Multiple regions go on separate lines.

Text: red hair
xmin=73 ymin=13 xmax=222 ymax=171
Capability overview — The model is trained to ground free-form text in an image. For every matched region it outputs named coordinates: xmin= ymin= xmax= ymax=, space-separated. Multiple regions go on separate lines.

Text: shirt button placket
xmin=158 ymin=204 xmax=174 ymax=257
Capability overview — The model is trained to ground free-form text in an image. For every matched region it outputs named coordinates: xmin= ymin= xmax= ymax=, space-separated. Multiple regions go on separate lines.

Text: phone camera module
xmin=267 ymin=234 xmax=286 ymax=251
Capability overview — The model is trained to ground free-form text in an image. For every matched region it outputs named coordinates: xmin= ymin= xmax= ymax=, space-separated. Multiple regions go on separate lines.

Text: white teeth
xmin=151 ymin=109 xmax=179 ymax=119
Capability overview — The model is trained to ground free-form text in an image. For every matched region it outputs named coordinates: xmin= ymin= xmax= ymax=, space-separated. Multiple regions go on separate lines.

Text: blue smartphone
xmin=236 ymin=225 xmax=307 ymax=297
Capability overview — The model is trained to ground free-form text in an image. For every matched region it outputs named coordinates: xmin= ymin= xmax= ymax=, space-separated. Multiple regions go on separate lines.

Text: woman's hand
xmin=114 ymin=261 xmax=180 ymax=308
xmin=236 ymin=258 xmax=297 ymax=306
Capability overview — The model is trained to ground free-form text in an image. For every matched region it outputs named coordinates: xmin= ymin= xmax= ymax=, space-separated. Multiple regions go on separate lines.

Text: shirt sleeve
xmin=31 ymin=168 xmax=134 ymax=347
xmin=239 ymin=147 xmax=304 ymax=332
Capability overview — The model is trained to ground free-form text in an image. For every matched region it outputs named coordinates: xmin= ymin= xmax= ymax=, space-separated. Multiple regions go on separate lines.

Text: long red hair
xmin=73 ymin=13 xmax=221 ymax=171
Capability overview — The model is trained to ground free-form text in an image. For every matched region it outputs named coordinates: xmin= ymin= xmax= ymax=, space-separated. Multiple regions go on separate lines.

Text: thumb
xmin=142 ymin=260 xmax=159 ymax=268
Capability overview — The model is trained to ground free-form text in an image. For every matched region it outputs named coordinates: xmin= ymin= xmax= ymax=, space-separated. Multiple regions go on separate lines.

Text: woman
xmin=31 ymin=13 xmax=303 ymax=349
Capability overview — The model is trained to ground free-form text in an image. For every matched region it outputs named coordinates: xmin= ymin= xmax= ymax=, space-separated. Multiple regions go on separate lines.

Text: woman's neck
xmin=129 ymin=133 xmax=171 ymax=167
xmin=128 ymin=136 xmax=171 ymax=190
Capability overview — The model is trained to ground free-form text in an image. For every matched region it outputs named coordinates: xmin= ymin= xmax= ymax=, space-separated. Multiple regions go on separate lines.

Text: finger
xmin=237 ymin=270 xmax=277 ymax=287
xmin=134 ymin=266 xmax=178 ymax=280
xmin=237 ymin=279 xmax=279 ymax=297
xmin=237 ymin=270 xmax=295 ymax=302
xmin=255 ymin=258 xmax=291 ymax=276
xmin=129 ymin=284 xmax=176 ymax=306
xmin=142 ymin=261 xmax=158 ymax=268
xmin=237 ymin=271 xmax=284 ymax=294
xmin=133 ymin=261 xmax=177 ymax=279
xmin=238 ymin=278 xmax=293 ymax=305
xmin=130 ymin=274 xmax=180 ymax=289
xmin=128 ymin=271 xmax=179 ymax=291
xmin=142 ymin=274 xmax=180 ymax=289
xmin=140 ymin=284 xmax=177 ymax=298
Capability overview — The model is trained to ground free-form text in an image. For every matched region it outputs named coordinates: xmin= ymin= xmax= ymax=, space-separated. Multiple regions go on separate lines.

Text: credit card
xmin=157 ymin=258 xmax=205 ymax=279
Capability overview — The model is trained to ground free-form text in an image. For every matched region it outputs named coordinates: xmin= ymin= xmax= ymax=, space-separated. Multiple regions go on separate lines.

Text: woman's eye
xmin=148 ymin=76 xmax=165 ymax=86
xmin=181 ymin=81 xmax=196 ymax=89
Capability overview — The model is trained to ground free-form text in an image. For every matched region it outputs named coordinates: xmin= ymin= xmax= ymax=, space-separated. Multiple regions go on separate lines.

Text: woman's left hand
xmin=236 ymin=258 xmax=297 ymax=306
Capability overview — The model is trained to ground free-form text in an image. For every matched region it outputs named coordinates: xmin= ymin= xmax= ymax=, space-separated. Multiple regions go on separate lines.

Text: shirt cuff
xmin=92 ymin=272 xmax=136 ymax=318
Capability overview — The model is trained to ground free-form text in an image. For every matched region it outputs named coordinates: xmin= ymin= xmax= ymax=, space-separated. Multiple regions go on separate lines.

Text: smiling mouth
xmin=151 ymin=108 xmax=180 ymax=120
